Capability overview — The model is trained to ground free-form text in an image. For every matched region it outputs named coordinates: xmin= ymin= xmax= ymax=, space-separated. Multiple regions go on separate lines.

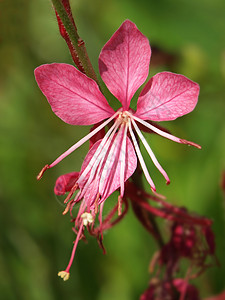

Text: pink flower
xmin=35 ymin=20 xmax=200 ymax=278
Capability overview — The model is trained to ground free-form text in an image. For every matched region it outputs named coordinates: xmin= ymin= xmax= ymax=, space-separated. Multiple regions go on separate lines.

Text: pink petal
xmin=79 ymin=134 xmax=137 ymax=204
xmin=35 ymin=63 xmax=114 ymax=125
xmin=54 ymin=172 xmax=79 ymax=195
xmin=99 ymin=20 xmax=151 ymax=110
xmin=77 ymin=140 xmax=105 ymax=205
xmin=135 ymin=72 xmax=200 ymax=121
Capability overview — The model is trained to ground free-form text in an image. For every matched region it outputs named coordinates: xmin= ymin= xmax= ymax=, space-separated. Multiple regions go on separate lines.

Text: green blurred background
xmin=0 ymin=0 xmax=225 ymax=299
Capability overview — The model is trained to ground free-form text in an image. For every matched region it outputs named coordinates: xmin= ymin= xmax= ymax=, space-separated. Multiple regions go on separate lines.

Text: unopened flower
xmin=35 ymin=20 xmax=200 ymax=278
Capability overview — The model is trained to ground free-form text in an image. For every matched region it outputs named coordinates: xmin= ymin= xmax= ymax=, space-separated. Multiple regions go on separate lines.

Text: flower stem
xmin=51 ymin=0 xmax=99 ymax=84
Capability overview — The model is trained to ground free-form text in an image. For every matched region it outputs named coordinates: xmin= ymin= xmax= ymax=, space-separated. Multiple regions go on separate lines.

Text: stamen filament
xmin=75 ymin=198 xmax=86 ymax=227
xmin=37 ymin=164 xmax=50 ymax=180
xmin=50 ymin=111 xmax=119 ymax=168
xmin=128 ymin=121 xmax=156 ymax=191
xmin=64 ymin=223 xmax=83 ymax=274
xmin=120 ymin=123 xmax=128 ymax=197
xmin=76 ymin=120 xmax=121 ymax=207
xmin=99 ymin=202 xmax=104 ymax=239
xmin=95 ymin=123 xmax=126 ymax=200
xmin=118 ymin=195 xmax=123 ymax=215
xmin=77 ymin=118 xmax=120 ymax=185
xmin=99 ymin=125 xmax=124 ymax=194
xmin=132 ymin=115 xmax=201 ymax=149
xmin=131 ymin=119 xmax=170 ymax=184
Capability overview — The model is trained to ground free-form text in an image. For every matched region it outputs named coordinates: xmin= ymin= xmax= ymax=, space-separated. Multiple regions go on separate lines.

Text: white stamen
xmin=99 ymin=125 xmax=123 ymax=194
xmin=132 ymin=115 xmax=183 ymax=144
xmin=94 ymin=130 xmax=121 ymax=201
xmin=77 ymin=119 xmax=121 ymax=203
xmin=128 ymin=121 xmax=156 ymax=191
xmin=131 ymin=119 xmax=170 ymax=183
xmin=77 ymin=118 xmax=120 ymax=184
xmin=50 ymin=111 xmax=119 ymax=168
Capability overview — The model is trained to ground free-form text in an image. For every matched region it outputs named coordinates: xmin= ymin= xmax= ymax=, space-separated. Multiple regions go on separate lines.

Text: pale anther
xmin=81 ymin=212 xmax=94 ymax=226
xmin=58 ymin=271 xmax=70 ymax=281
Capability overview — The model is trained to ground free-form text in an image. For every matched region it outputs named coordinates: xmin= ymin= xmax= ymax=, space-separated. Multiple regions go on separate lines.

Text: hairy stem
xmin=51 ymin=0 xmax=99 ymax=83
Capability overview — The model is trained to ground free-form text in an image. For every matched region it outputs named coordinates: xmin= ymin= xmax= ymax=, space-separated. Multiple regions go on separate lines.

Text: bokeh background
xmin=0 ymin=0 xmax=225 ymax=299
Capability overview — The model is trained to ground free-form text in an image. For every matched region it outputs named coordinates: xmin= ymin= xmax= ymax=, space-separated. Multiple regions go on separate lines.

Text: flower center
xmin=118 ymin=111 xmax=131 ymax=125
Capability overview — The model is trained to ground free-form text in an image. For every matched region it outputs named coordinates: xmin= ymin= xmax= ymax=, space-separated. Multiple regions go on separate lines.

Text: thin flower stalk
xmin=51 ymin=0 xmax=98 ymax=82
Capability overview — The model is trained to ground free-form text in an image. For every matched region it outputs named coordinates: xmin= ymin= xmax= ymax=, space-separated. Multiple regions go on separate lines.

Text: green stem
xmin=51 ymin=0 xmax=99 ymax=83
